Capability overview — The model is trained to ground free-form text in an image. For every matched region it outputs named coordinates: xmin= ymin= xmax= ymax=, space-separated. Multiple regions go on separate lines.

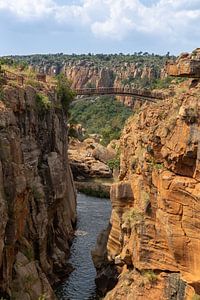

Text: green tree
xmin=56 ymin=74 xmax=75 ymax=115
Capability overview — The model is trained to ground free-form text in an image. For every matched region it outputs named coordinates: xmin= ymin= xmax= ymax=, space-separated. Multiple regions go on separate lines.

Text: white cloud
xmin=0 ymin=0 xmax=200 ymax=43
xmin=0 ymin=0 xmax=54 ymax=19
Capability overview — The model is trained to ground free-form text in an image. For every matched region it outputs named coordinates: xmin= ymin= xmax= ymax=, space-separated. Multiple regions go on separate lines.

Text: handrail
xmin=75 ymin=87 xmax=164 ymax=100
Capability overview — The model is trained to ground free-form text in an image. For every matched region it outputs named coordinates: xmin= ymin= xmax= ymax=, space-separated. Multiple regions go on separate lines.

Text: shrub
xmin=35 ymin=93 xmax=51 ymax=110
xmin=154 ymin=163 xmax=164 ymax=170
xmin=122 ymin=208 xmax=143 ymax=226
xmin=76 ymin=186 xmax=110 ymax=198
xmin=142 ymin=270 xmax=157 ymax=283
xmin=107 ymin=157 xmax=120 ymax=171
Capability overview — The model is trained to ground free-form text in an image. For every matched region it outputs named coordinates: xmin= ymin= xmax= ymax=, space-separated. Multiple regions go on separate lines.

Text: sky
xmin=0 ymin=0 xmax=199 ymax=55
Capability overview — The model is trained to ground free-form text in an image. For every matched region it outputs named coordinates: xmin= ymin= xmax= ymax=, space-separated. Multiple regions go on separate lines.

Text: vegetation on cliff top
xmin=3 ymin=52 xmax=175 ymax=68
xmin=56 ymin=74 xmax=75 ymax=114
xmin=1 ymin=52 xmax=177 ymax=90
xmin=69 ymin=96 xmax=132 ymax=145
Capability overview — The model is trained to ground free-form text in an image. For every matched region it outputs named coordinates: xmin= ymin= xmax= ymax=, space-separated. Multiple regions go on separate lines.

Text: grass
xmin=141 ymin=191 xmax=150 ymax=207
xmin=122 ymin=208 xmax=144 ymax=227
xmin=192 ymin=295 xmax=200 ymax=300
xmin=23 ymin=247 xmax=35 ymax=261
xmin=38 ymin=295 xmax=47 ymax=300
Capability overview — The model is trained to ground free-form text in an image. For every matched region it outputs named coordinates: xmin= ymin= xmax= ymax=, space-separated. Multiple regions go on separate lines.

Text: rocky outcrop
xmin=92 ymin=78 xmax=200 ymax=299
xmin=0 ymin=84 xmax=76 ymax=299
xmin=68 ymin=138 xmax=114 ymax=179
xmin=166 ymin=48 xmax=200 ymax=78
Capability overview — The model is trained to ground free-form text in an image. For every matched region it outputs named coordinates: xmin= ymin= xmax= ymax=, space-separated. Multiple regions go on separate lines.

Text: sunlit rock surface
xmin=166 ymin=48 xmax=200 ymax=78
xmin=0 ymin=84 xmax=76 ymax=299
xmin=93 ymin=78 xmax=200 ymax=299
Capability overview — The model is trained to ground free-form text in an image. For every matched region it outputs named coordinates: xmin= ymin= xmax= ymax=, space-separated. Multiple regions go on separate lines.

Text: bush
xmin=56 ymin=74 xmax=75 ymax=114
xmin=142 ymin=270 xmax=157 ymax=283
xmin=38 ymin=295 xmax=47 ymax=300
xmin=77 ymin=187 xmax=110 ymax=198
xmin=107 ymin=157 xmax=120 ymax=171
xmin=35 ymin=93 xmax=51 ymax=110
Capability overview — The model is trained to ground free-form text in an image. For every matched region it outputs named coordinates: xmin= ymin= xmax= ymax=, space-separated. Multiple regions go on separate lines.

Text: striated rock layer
xmin=0 ymin=84 xmax=76 ymax=299
xmin=92 ymin=79 xmax=200 ymax=299
xmin=166 ymin=48 xmax=200 ymax=78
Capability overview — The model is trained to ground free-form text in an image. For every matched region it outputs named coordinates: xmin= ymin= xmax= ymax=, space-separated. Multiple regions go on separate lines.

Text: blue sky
xmin=0 ymin=0 xmax=199 ymax=55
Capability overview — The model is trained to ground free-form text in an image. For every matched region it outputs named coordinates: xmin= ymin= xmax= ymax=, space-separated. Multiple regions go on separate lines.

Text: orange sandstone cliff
xmin=92 ymin=78 xmax=200 ymax=299
xmin=0 ymin=84 xmax=76 ymax=299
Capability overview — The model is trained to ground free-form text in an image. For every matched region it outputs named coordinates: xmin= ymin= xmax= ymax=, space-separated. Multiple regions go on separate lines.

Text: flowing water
xmin=56 ymin=193 xmax=111 ymax=300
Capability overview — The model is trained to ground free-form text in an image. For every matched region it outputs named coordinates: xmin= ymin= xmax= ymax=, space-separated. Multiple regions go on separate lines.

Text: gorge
xmin=0 ymin=49 xmax=200 ymax=300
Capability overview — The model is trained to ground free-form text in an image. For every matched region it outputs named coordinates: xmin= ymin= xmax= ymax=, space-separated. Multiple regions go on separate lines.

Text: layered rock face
xmin=166 ymin=48 xmax=200 ymax=78
xmin=30 ymin=59 xmax=165 ymax=108
xmin=0 ymin=84 xmax=76 ymax=299
xmin=93 ymin=79 xmax=200 ymax=299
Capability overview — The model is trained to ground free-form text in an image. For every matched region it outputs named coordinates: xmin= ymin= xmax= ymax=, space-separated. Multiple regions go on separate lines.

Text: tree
xmin=56 ymin=74 xmax=75 ymax=115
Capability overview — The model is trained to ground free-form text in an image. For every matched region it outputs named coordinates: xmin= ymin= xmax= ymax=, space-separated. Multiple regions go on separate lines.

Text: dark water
xmin=56 ymin=193 xmax=111 ymax=300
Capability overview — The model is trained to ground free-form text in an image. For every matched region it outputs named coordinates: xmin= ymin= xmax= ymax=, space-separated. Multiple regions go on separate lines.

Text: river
xmin=56 ymin=193 xmax=111 ymax=300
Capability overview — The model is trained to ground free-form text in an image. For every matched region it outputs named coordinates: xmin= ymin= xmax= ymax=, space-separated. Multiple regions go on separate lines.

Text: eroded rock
xmin=0 ymin=84 xmax=76 ymax=299
xmin=94 ymin=78 xmax=200 ymax=299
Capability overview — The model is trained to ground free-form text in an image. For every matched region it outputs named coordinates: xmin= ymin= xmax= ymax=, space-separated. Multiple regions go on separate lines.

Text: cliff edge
xmin=0 ymin=83 xmax=76 ymax=299
xmin=93 ymin=78 xmax=200 ymax=299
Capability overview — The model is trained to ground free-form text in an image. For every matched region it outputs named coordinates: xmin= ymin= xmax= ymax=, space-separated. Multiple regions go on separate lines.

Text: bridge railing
xmin=75 ymin=87 xmax=164 ymax=100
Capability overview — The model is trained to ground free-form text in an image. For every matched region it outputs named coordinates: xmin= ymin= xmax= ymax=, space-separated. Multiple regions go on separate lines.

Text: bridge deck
xmin=75 ymin=87 xmax=164 ymax=101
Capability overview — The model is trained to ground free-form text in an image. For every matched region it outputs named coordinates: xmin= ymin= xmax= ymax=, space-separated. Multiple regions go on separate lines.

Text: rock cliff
xmin=8 ymin=53 xmax=172 ymax=108
xmin=166 ymin=48 xmax=200 ymax=78
xmin=92 ymin=78 xmax=200 ymax=299
xmin=0 ymin=83 xmax=76 ymax=299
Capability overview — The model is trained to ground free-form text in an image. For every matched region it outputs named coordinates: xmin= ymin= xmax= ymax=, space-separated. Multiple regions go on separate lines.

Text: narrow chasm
xmin=55 ymin=193 xmax=111 ymax=300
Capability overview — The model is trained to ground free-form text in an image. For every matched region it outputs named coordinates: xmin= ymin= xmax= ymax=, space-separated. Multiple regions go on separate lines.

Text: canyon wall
xmin=0 ymin=84 xmax=76 ymax=299
xmin=63 ymin=62 xmax=161 ymax=107
xmin=93 ymin=79 xmax=200 ymax=299
xmin=23 ymin=54 xmax=168 ymax=108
